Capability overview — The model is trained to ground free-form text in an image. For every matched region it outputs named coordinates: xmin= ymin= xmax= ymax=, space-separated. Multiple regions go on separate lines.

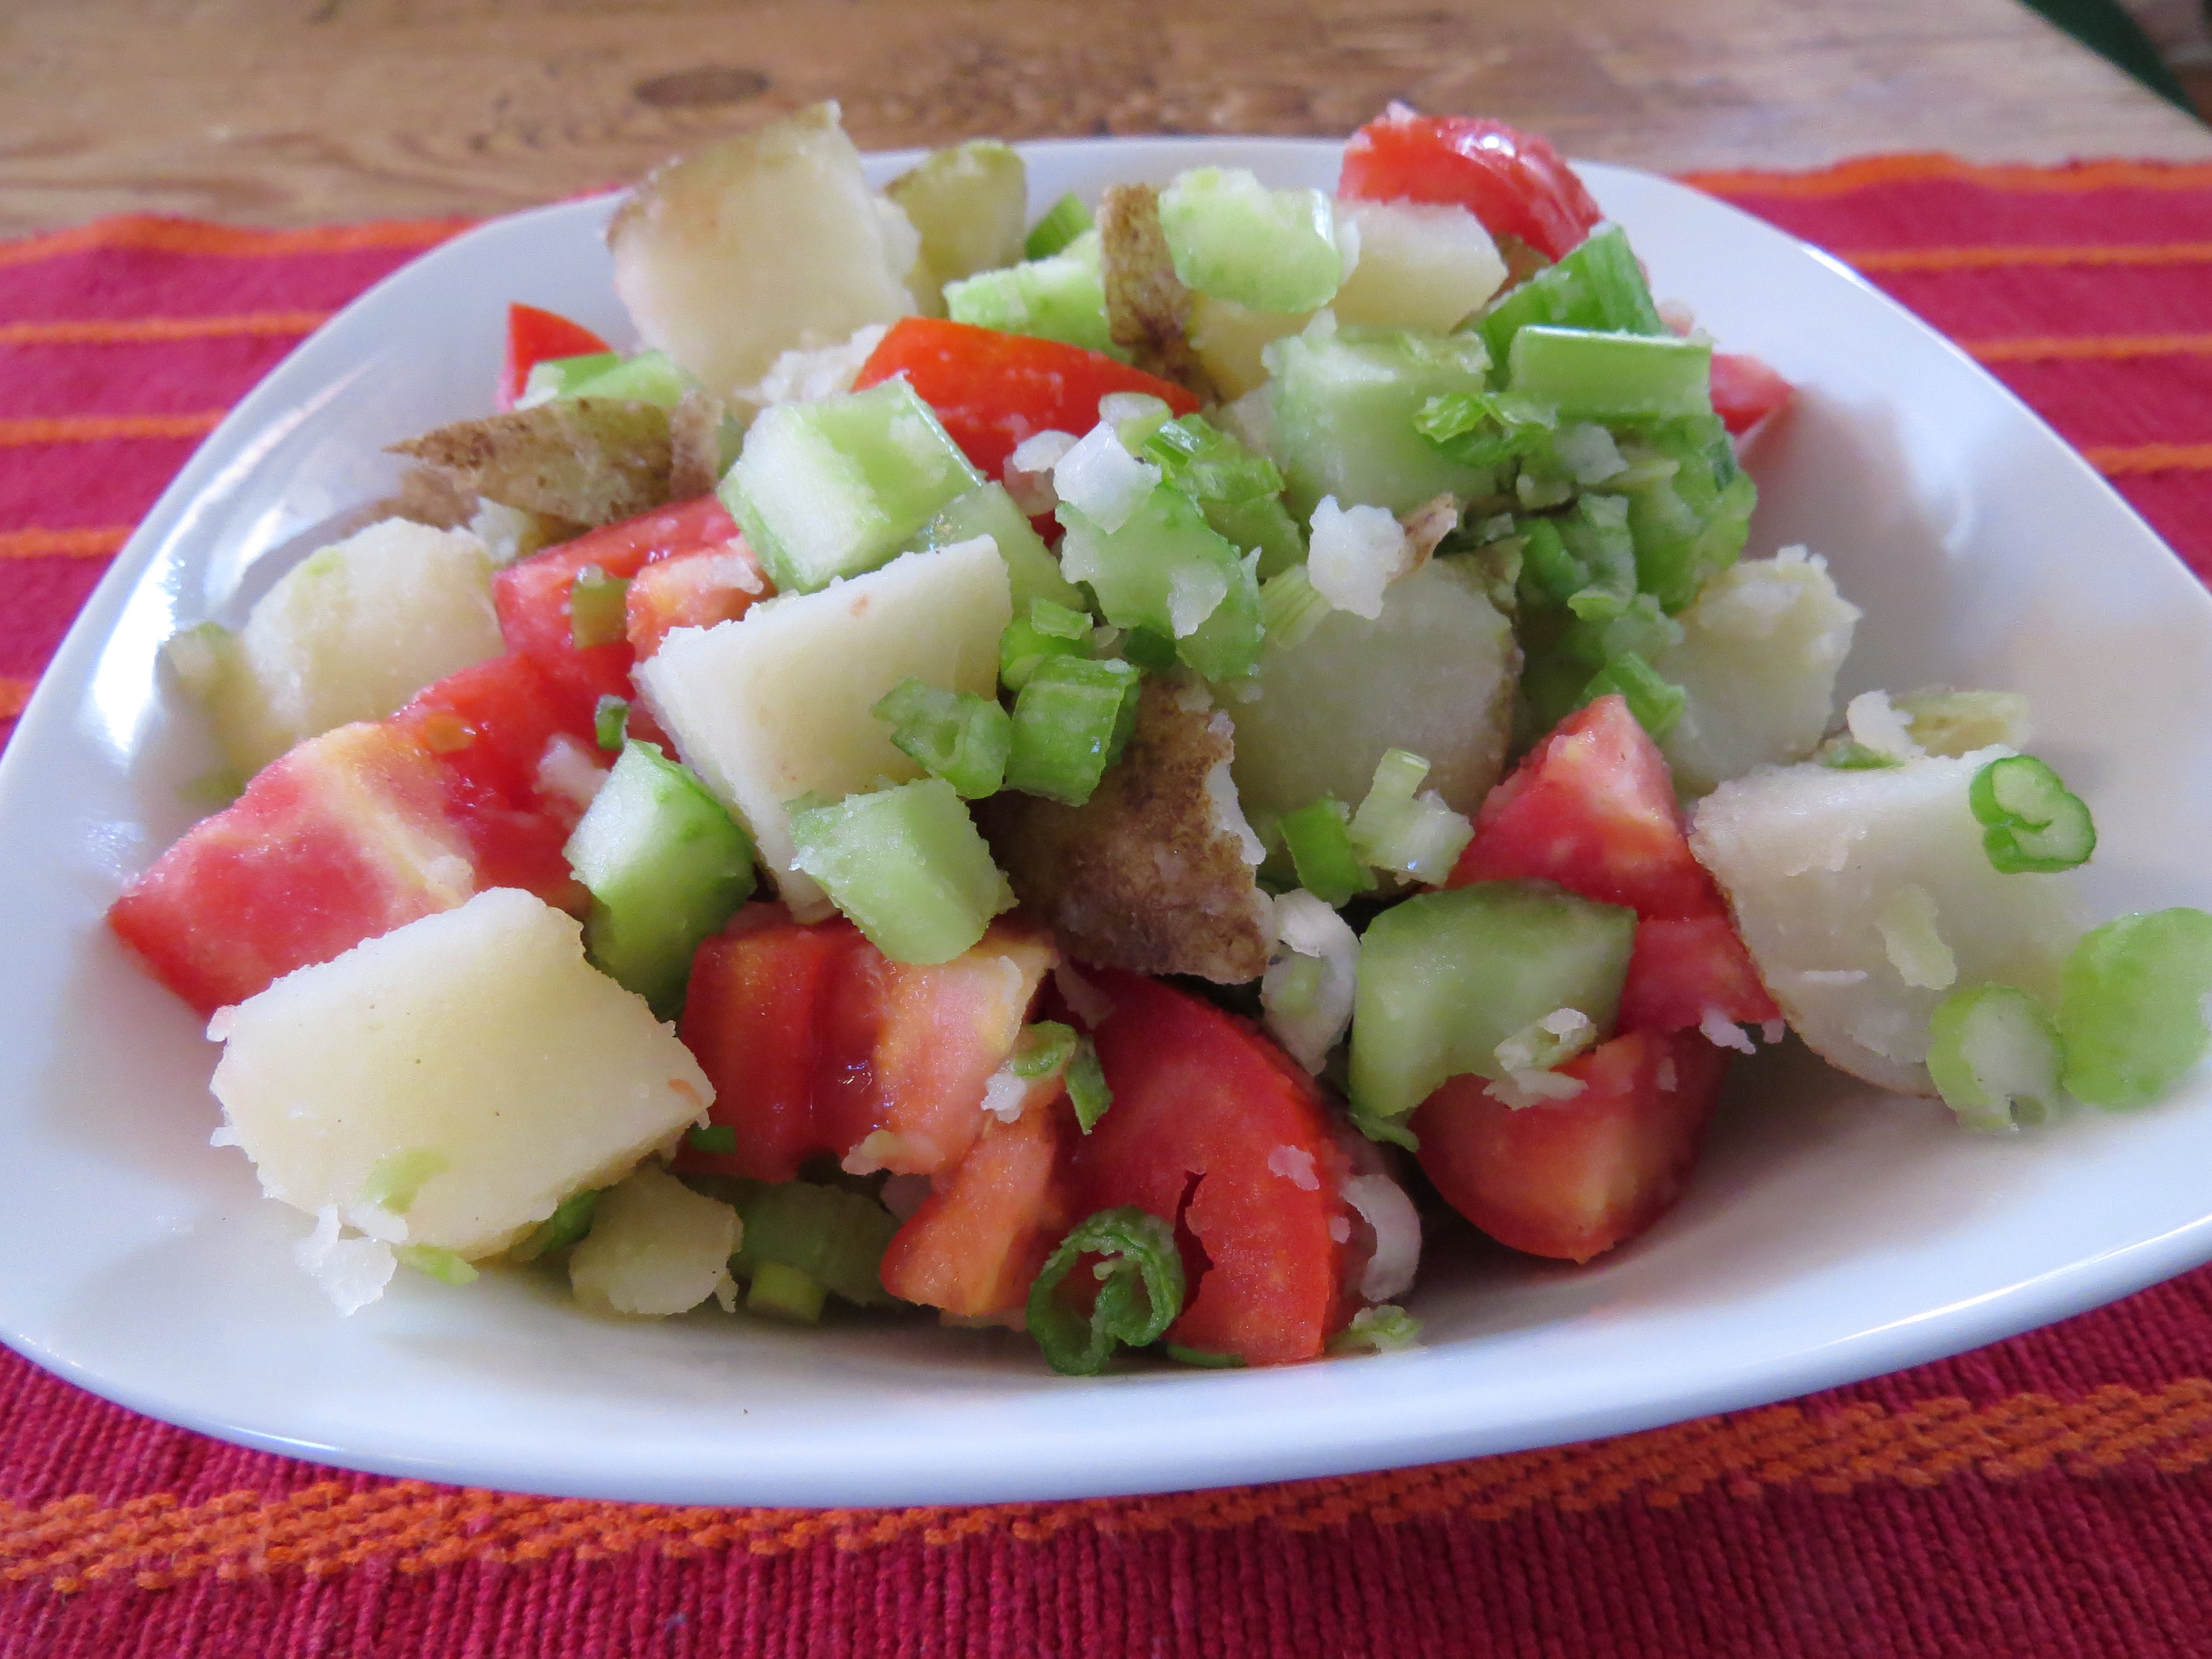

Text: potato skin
xmin=390 ymin=399 xmax=673 ymax=526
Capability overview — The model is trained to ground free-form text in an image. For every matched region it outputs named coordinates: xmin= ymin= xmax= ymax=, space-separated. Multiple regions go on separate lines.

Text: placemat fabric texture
xmin=3 ymin=156 xmax=2211 ymax=1658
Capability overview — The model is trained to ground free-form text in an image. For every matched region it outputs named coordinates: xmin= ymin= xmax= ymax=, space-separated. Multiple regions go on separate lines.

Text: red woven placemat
xmin=5 ymin=157 xmax=2212 ymax=1657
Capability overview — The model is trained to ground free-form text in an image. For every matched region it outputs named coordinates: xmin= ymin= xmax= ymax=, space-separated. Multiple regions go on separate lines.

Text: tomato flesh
xmin=1066 ymin=971 xmax=1350 ymax=1365
xmin=1338 ymin=111 xmax=1602 ymax=264
xmin=1620 ymin=913 xmax=1778 ymax=1034
xmin=1709 ymin=351 xmax=1793 ymax=438
xmin=879 ymin=1100 xmax=1073 ymax=1322
xmin=498 ymin=302 xmax=612 ymax=413
xmin=852 ymin=317 xmax=1200 ymax=484
xmin=1413 ymin=1029 xmax=1729 ymax=1262
xmin=625 ymin=535 xmax=768 ymax=658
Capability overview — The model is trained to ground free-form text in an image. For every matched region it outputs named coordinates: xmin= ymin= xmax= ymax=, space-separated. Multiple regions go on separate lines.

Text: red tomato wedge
xmin=624 ymin=534 xmax=767 ymax=658
xmin=493 ymin=496 xmax=741 ymax=732
xmin=851 ymin=317 xmax=1201 ymax=483
xmin=1338 ymin=110 xmax=1602 ymax=264
xmin=1067 ymin=971 xmax=1352 ymax=1365
xmin=498 ymin=303 xmax=612 ymax=413
xmin=1413 ymin=1029 xmax=1729 ymax=1262
xmin=1710 ymin=351 xmax=1793 ymax=438
xmin=879 ymin=1100 xmax=1074 ymax=1322
xmin=676 ymin=910 xmax=1056 ymax=1185
xmin=1620 ymin=914 xmax=1778 ymax=1035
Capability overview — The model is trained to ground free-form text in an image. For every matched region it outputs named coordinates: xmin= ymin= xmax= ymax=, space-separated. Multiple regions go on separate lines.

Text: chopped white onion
xmin=1005 ymin=429 xmax=1079 ymax=515
xmin=1845 ymin=690 xmax=1927 ymax=761
xmin=1875 ymin=883 xmax=1957 ymax=990
xmin=1261 ymin=894 xmax=1360 ymax=1072
xmin=1343 ymin=1172 xmax=1421 ymax=1302
xmin=295 ymin=1206 xmax=396 ymax=1316
xmin=735 ymin=322 xmax=889 ymax=411
xmin=1485 ymin=1070 xmax=1588 ymax=1108
xmin=536 ymin=734 xmax=609 ymax=811
xmin=1266 ymin=1145 xmax=1321 ymax=1192
xmin=1699 ymin=1008 xmax=1758 ymax=1055
xmin=1052 ymin=422 xmax=1160 ymax=533
xmin=1167 ymin=561 xmax=1230 ymax=638
xmin=1554 ymin=422 xmax=1628 ymax=485
xmin=1054 ymin=963 xmax=1115 ymax=1030
xmin=1306 ymin=496 xmax=1412 ymax=620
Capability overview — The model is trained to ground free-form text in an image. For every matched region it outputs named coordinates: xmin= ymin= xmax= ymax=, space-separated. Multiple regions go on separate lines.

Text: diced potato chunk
xmin=210 ymin=887 xmax=713 ymax=1262
xmin=637 ymin=537 xmax=1012 ymax=919
xmin=609 ymin=103 xmax=919 ymax=398
xmin=176 ymin=519 xmax=502 ymax=779
xmin=569 ymin=1164 xmax=740 ymax=1317
xmin=1229 ymin=557 xmax=1518 ymax=823
xmin=886 ymin=139 xmax=1029 ymax=314
xmin=1653 ymin=547 xmax=1861 ymax=796
xmin=1688 ymin=750 xmax=2085 ymax=1094
xmin=1331 ymin=200 xmax=1507 ymax=332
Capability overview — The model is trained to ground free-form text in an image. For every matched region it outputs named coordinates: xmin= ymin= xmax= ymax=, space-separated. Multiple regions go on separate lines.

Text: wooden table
xmin=4 ymin=0 xmax=2211 ymax=236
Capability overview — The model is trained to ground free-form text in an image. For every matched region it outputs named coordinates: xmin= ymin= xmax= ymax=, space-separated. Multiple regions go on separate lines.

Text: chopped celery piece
xmin=565 ymin=740 xmax=758 ymax=1016
xmin=1259 ymin=566 xmax=1332 ymax=651
xmin=1159 ymin=167 xmax=1344 ymax=314
xmin=518 ymin=351 xmax=621 ymax=408
xmin=1927 ymin=984 xmax=2064 ymax=1133
xmin=1262 ymin=318 xmax=1496 ymax=515
xmin=359 ymin=1148 xmax=450 ymax=1216
xmin=1000 ymin=614 xmax=1091 ymax=692
xmin=1349 ymin=883 xmax=1637 ymax=1121
xmin=1120 ymin=627 xmax=1180 ymax=674
xmin=787 ymin=778 xmax=1014 ymax=964
xmin=1415 ymin=389 xmax=1559 ymax=470
xmin=1005 ymin=655 xmax=1141 ymax=806
xmin=568 ymin=565 xmax=631 ymax=649
xmin=1348 ymin=749 xmax=1474 ymax=882
xmin=1329 ymin=1305 xmax=1423 ymax=1354
xmin=1165 ymin=1344 xmax=1245 ymax=1368
xmin=1507 ymin=328 xmax=1714 ymax=424
xmin=1029 ymin=598 xmax=1093 ymax=641
xmin=511 ymin=1188 xmax=603 ymax=1261
xmin=1280 ymin=796 xmax=1375 ymax=907
xmin=747 ymin=1261 xmax=827 ymax=1323
xmin=1969 ymin=755 xmax=2097 ymax=873
xmin=1582 ymin=650 xmax=1687 ymax=740
xmin=722 ymin=378 xmax=984 ymax=595
xmin=1142 ymin=414 xmax=1306 ymax=578
xmin=1103 ymin=392 xmax=1175 ymax=452
xmin=728 ymin=1179 xmax=901 ymax=1306
xmin=1619 ymin=414 xmax=1755 ymax=612
xmin=1026 ymin=1207 xmax=1184 ymax=1375
xmin=872 ymin=676 xmax=1013 ymax=799
xmin=1066 ymin=1036 xmax=1112 ymax=1133
xmin=593 ymin=694 xmax=630 ymax=753
xmin=2059 ymin=908 xmax=2212 ymax=1109
xmin=1010 ymin=1020 xmax=1079 ymax=1079
xmin=397 ymin=1245 xmax=478 ymax=1286
xmin=1026 ymin=191 xmax=1095 ymax=260
xmin=1476 ymin=225 xmax=1666 ymax=364
xmin=1057 ymin=486 xmax=1264 ymax=680
xmin=945 ymin=229 xmax=1117 ymax=356
xmin=911 ymin=481 xmax=1087 ymax=613
xmin=564 ymin=348 xmax=695 ymax=409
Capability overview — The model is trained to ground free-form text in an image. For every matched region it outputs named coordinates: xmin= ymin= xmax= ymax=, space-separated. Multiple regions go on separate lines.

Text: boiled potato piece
xmin=1688 ymin=749 xmax=2085 ymax=1094
xmin=1330 ymin=199 xmax=1507 ymax=332
xmin=391 ymin=399 xmax=674 ymax=526
xmin=210 ymin=887 xmax=713 ymax=1267
xmin=569 ymin=1164 xmax=740 ymax=1317
xmin=1653 ymin=547 xmax=1861 ymax=797
xmin=1187 ymin=295 xmax=1309 ymax=401
xmin=609 ymin=103 xmax=919 ymax=398
xmin=169 ymin=518 xmax=502 ymax=780
xmin=1229 ymin=557 xmax=1519 ymax=824
xmin=637 ymin=537 xmax=1012 ymax=920
xmin=886 ymin=139 xmax=1028 ymax=315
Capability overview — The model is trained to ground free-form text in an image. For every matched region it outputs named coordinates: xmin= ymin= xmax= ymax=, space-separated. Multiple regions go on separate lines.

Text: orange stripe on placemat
xmin=0 ymin=526 xmax=130 ymax=559
xmin=0 ymin=311 xmax=329 ymax=347
xmin=2085 ymin=442 xmax=2212 ymax=475
xmin=3 ymin=1381 xmax=2209 ymax=1593
xmin=0 ymin=215 xmax=472 ymax=271
xmin=1683 ymin=154 xmax=2212 ymax=198
xmin=1848 ymin=241 xmax=2212 ymax=273
xmin=1964 ymin=333 xmax=2212 ymax=364
xmin=0 ymin=678 xmax=31 ymax=720
xmin=0 ymin=411 xmax=224 ymax=447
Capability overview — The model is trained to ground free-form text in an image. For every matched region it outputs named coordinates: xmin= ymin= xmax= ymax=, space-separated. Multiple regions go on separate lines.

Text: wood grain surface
xmin=5 ymin=0 xmax=2212 ymax=234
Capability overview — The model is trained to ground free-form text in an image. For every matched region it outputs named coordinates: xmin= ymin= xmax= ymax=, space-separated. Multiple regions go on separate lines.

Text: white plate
xmin=5 ymin=138 xmax=2212 ymax=1507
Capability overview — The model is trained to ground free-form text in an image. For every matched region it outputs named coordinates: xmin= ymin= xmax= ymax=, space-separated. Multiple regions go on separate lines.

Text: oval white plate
xmin=4 ymin=138 xmax=2212 ymax=1507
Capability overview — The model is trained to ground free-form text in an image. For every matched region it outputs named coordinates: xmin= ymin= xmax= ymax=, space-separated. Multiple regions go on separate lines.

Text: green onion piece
xmin=511 ymin=1188 xmax=603 ymax=1261
xmin=1259 ymin=567 xmax=1333 ymax=654
xmin=1348 ymin=749 xmax=1474 ymax=881
xmin=1819 ymin=738 xmax=1903 ymax=771
xmin=1968 ymin=755 xmax=2097 ymax=873
xmin=1413 ymin=389 xmax=1558 ymax=469
xmin=2059 ymin=907 xmax=2212 ymax=1109
xmin=593 ymin=695 xmax=630 ymax=753
xmin=1328 ymin=1305 xmax=1422 ymax=1354
xmin=1026 ymin=1207 xmax=1185 ymax=1376
xmin=397 ymin=1245 xmax=479 ymax=1286
xmin=568 ymin=565 xmax=632 ymax=649
xmin=1279 ymin=796 xmax=1376 ymax=907
xmin=1004 ymin=655 xmax=1141 ymax=806
xmin=358 ymin=1147 xmax=450 ymax=1215
xmin=1142 ymin=414 xmax=1285 ymax=505
xmin=1029 ymin=597 xmax=1094 ymax=641
xmin=1582 ymin=651 xmax=1688 ymax=741
xmin=1164 ymin=1344 xmax=1245 ymax=1369
xmin=687 ymin=1123 xmax=738 ymax=1155
xmin=1025 ymin=191 xmax=1094 ymax=260
xmin=747 ymin=1261 xmax=827 ymax=1324
xmin=1926 ymin=984 xmax=2064 ymax=1132
xmin=1066 ymin=1036 xmax=1113 ymax=1133
xmin=729 ymin=1180 xmax=901 ymax=1307
xmin=1350 ymin=1110 xmax=1421 ymax=1152
xmin=872 ymin=676 xmax=1013 ymax=800
xmin=999 ymin=615 xmax=1089 ymax=692
xmin=1010 ymin=1020 xmax=1080 ymax=1080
